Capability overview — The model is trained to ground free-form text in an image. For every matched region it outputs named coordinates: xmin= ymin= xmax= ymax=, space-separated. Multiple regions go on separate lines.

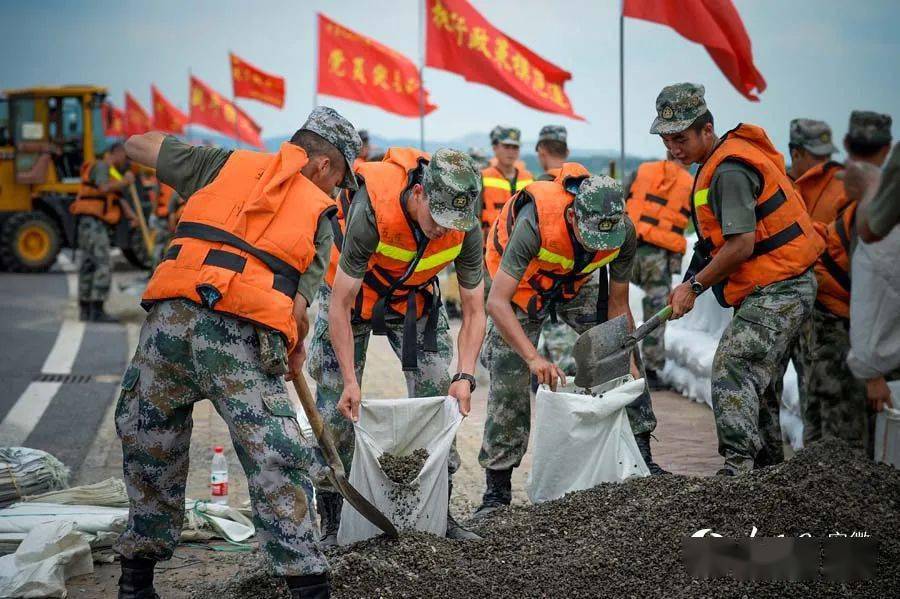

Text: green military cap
xmin=570 ymin=174 xmax=626 ymax=251
xmin=847 ymin=110 xmax=893 ymax=145
xmin=538 ymin=125 xmax=567 ymax=144
xmin=424 ymin=148 xmax=482 ymax=231
xmin=790 ymin=119 xmax=836 ymax=156
xmin=299 ymin=106 xmax=362 ymax=190
xmin=490 ymin=125 xmax=522 ymax=146
xmin=650 ymin=83 xmax=708 ymax=135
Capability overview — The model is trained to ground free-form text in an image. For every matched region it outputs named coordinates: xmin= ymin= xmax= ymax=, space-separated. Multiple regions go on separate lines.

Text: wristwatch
xmin=451 ymin=372 xmax=476 ymax=392
xmin=689 ymin=275 xmax=705 ymax=295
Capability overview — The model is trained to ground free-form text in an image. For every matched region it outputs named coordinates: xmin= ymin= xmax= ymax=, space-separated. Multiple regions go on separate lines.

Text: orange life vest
xmin=143 ymin=143 xmax=335 ymax=352
xmin=794 ymin=160 xmax=850 ymax=224
xmin=692 ymin=124 xmax=825 ymax=307
xmin=485 ymin=163 xmax=621 ymax=321
xmin=813 ymin=202 xmax=857 ymax=319
xmin=70 ymin=161 xmax=123 ymax=225
xmin=626 ymin=160 xmax=693 ymax=254
xmin=480 ymin=165 xmax=534 ymax=243
xmin=324 ymin=148 xmax=466 ymax=369
xmin=353 ymin=157 xmax=366 ymax=172
xmin=155 ymin=183 xmax=175 ymax=218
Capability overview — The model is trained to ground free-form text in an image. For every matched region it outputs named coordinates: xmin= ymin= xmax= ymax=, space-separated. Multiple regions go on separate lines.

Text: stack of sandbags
xmin=0 ymin=447 xmax=69 ymax=508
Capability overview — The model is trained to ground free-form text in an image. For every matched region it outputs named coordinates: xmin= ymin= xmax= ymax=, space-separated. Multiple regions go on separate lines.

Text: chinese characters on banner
xmin=426 ymin=0 xmax=582 ymax=120
xmin=230 ymin=53 xmax=286 ymax=108
xmin=124 ymin=92 xmax=152 ymax=136
xmin=151 ymin=85 xmax=188 ymax=134
xmin=189 ymin=76 xmax=264 ymax=149
xmin=318 ymin=13 xmax=437 ymax=118
xmin=102 ymin=103 xmax=125 ymax=137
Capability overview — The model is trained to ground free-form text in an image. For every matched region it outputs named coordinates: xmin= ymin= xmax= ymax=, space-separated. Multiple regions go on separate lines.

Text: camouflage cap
xmin=847 ymin=111 xmax=893 ymax=146
xmin=570 ymin=175 xmax=626 ymax=250
xmin=490 ymin=125 xmax=522 ymax=146
xmin=424 ymin=148 xmax=482 ymax=231
xmin=299 ymin=106 xmax=362 ymax=190
xmin=538 ymin=125 xmax=567 ymax=144
xmin=789 ymin=119 xmax=836 ymax=156
xmin=650 ymin=83 xmax=708 ymax=135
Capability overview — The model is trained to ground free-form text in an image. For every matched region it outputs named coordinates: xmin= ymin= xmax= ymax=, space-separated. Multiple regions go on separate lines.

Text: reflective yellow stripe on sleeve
xmin=693 ymin=188 xmax=709 ymax=208
xmin=482 ymin=177 xmax=513 ymax=192
xmin=580 ymin=248 xmax=621 ymax=274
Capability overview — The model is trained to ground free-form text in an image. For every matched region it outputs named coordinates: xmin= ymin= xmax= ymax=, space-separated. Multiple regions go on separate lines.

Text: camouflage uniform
xmin=114 ymin=300 xmax=327 ymax=575
xmin=630 ymin=244 xmax=682 ymax=372
xmin=76 ymin=215 xmax=112 ymax=302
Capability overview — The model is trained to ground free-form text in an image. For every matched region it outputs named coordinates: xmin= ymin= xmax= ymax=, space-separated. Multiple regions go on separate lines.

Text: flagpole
xmin=418 ymin=0 xmax=425 ymax=151
xmin=312 ymin=15 xmax=319 ymax=109
xmin=186 ymin=67 xmax=193 ymax=144
xmin=619 ymin=2 xmax=625 ymax=181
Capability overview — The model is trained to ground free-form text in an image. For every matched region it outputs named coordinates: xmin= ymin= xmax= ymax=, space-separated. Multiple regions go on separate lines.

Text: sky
xmin=3 ymin=0 xmax=899 ymax=159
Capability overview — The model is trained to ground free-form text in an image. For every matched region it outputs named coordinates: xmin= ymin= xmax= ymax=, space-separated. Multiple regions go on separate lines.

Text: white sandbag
xmin=337 ymin=396 xmax=462 ymax=545
xmin=873 ymin=382 xmax=900 ymax=469
xmin=0 ymin=521 xmax=93 ymax=598
xmin=0 ymin=503 xmax=127 ymax=535
xmin=527 ymin=378 xmax=650 ymax=504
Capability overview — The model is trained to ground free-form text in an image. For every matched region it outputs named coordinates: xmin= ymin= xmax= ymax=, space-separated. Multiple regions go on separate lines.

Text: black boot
xmin=472 ymin=468 xmax=512 ymax=519
xmin=79 ymin=300 xmax=91 ymax=321
xmin=285 ymin=573 xmax=330 ymax=599
xmin=91 ymin=300 xmax=119 ymax=323
xmin=446 ymin=479 xmax=481 ymax=540
xmin=645 ymin=369 xmax=668 ymax=391
xmin=635 ymin=432 xmax=669 ymax=476
xmin=316 ymin=491 xmax=342 ymax=548
xmin=118 ymin=557 xmax=159 ymax=599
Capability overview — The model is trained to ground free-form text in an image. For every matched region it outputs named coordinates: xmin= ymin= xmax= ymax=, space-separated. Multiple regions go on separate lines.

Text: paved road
xmin=0 ymin=258 xmax=135 ymax=475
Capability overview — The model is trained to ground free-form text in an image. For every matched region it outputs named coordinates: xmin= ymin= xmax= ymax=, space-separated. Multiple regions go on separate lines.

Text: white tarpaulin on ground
xmin=0 ymin=521 xmax=93 ymax=598
xmin=338 ymin=396 xmax=462 ymax=545
xmin=527 ymin=379 xmax=650 ymax=503
xmin=653 ymin=238 xmax=804 ymax=449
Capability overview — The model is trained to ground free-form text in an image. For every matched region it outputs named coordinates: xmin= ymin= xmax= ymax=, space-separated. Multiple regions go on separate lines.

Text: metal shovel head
xmin=572 ymin=315 xmax=631 ymax=389
xmin=328 ymin=469 xmax=399 ymax=539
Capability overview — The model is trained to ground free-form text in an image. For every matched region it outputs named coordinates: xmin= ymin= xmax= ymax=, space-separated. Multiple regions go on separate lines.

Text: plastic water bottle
xmin=210 ymin=446 xmax=229 ymax=505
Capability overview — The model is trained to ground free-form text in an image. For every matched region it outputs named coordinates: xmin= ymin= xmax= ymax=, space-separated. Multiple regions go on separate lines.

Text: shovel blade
xmin=331 ymin=471 xmax=399 ymax=539
xmin=572 ymin=315 xmax=630 ymax=389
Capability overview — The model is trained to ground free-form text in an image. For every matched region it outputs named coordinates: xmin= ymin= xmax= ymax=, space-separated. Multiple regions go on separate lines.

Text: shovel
xmin=572 ymin=305 xmax=673 ymax=391
xmin=290 ymin=373 xmax=398 ymax=539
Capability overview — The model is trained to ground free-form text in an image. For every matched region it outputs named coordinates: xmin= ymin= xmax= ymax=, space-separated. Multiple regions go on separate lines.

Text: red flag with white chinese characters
xmin=426 ymin=0 xmax=582 ymax=120
xmin=102 ymin=102 xmax=125 ymax=137
xmin=151 ymin=85 xmax=188 ymax=134
xmin=230 ymin=53 xmax=286 ymax=108
xmin=317 ymin=13 xmax=436 ymax=118
xmin=623 ymin=0 xmax=766 ymax=101
xmin=188 ymin=76 xmax=263 ymax=149
xmin=124 ymin=92 xmax=152 ymax=136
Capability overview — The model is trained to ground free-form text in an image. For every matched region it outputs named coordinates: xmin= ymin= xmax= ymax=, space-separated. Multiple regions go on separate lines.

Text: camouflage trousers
xmin=711 ymin=270 xmax=817 ymax=473
xmin=537 ymin=320 xmax=578 ymax=375
xmin=307 ymin=285 xmax=458 ymax=493
xmin=114 ymin=299 xmax=327 ymax=576
xmin=478 ymin=277 xmax=658 ymax=472
xmin=630 ymin=243 xmax=683 ymax=373
xmin=804 ymin=306 xmax=868 ymax=448
xmin=76 ymin=216 xmax=111 ymax=302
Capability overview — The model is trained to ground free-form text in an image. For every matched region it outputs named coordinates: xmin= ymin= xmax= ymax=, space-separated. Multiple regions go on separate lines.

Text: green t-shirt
xmin=498 ymin=199 xmax=638 ymax=283
xmin=339 ymin=184 xmax=484 ymax=288
xmin=866 ymin=142 xmax=900 ymax=237
xmin=155 ymin=135 xmax=333 ymax=304
xmin=706 ymin=158 xmax=762 ymax=235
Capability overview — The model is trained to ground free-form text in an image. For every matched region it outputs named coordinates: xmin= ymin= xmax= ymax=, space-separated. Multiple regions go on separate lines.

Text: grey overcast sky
xmin=3 ymin=0 xmax=898 ymax=159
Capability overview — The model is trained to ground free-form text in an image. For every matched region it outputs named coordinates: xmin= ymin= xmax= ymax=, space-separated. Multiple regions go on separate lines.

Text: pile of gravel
xmin=378 ymin=448 xmax=429 ymax=486
xmin=192 ymin=440 xmax=899 ymax=598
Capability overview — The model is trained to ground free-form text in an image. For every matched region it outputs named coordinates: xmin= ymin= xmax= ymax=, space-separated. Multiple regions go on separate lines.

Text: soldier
xmin=474 ymin=163 xmax=664 ymax=519
xmin=808 ymin=111 xmax=892 ymax=450
xmin=114 ymin=106 xmax=361 ymax=599
xmin=789 ymin=119 xmax=850 ymax=224
xmin=655 ymin=83 xmax=824 ymax=476
xmin=308 ymin=147 xmax=486 ymax=544
xmin=149 ymin=182 xmax=179 ymax=271
xmin=535 ymin=125 xmax=569 ymax=181
xmin=480 ymin=126 xmax=534 ymax=247
xmin=353 ymin=129 xmax=370 ymax=170
xmin=624 ymin=150 xmax=693 ymax=387
xmin=69 ymin=142 xmax=139 ymax=322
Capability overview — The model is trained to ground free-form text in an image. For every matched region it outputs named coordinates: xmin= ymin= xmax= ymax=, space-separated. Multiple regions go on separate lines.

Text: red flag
xmin=124 ymin=92 xmax=152 ymax=136
xmin=188 ymin=76 xmax=263 ymax=149
xmin=230 ymin=53 xmax=286 ymax=108
xmin=426 ymin=0 xmax=581 ymax=120
xmin=102 ymin=102 xmax=125 ymax=137
xmin=623 ymin=0 xmax=766 ymax=101
xmin=151 ymin=85 xmax=188 ymax=134
xmin=317 ymin=13 xmax=436 ymax=118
